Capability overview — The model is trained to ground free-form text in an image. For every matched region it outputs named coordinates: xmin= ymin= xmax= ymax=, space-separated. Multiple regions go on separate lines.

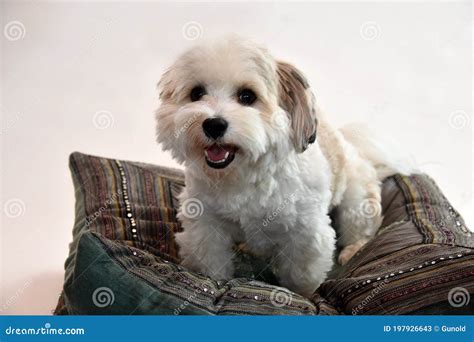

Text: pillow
xmin=320 ymin=175 xmax=474 ymax=314
xmin=58 ymin=152 xmax=336 ymax=315
xmin=55 ymin=152 xmax=473 ymax=315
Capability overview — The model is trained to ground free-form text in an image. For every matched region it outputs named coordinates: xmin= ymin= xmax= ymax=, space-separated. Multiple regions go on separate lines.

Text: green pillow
xmin=64 ymin=231 xmax=324 ymax=314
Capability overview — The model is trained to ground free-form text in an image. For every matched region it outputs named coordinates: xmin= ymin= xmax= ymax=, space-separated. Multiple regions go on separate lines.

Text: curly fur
xmin=155 ymin=36 xmax=414 ymax=297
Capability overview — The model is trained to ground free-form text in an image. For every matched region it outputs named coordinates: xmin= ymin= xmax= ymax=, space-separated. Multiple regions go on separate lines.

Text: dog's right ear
xmin=157 ymin=67 xmax=177 ymax=101
xmin=276 ymin=61 xmax=318 ymax=153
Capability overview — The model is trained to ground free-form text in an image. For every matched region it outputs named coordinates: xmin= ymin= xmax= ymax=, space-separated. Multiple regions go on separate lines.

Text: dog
xmin=155 ymin=36 xmax=413 ymax=297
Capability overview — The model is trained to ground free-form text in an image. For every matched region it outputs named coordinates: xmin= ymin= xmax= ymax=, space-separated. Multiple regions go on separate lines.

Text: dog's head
xmin=156 ymin=36 xmax=318 ymax=177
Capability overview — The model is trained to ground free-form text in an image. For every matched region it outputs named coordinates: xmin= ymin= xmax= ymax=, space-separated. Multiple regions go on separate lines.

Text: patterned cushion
xmin=320 ymin=176 xmax=474 ymax=314
xmin=54 ymin=152 xmax=474 ymax=315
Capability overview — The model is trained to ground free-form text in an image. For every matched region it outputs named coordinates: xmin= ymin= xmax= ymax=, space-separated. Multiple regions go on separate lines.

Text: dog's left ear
xmin=276 ymin=61 xmax=318 ymax=153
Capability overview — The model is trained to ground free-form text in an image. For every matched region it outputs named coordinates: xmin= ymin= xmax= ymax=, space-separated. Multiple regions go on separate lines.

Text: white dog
xmin=155 ymin=36 xmax=413 ymax=297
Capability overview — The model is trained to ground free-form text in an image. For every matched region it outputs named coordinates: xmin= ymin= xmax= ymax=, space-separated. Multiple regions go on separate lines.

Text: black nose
xmin=202 ymin=117 xmax=228 ymax=140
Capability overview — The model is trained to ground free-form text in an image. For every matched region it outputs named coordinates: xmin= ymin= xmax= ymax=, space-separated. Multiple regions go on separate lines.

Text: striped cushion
xmin=55 ymin=152 xmax=473 ymax=315
xmin=320 ymin=176 xmax=473 ymax=314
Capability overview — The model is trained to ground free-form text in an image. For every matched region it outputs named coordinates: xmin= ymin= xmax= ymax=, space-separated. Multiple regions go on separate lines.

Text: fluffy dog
xmin=155 ymin=36 xmax=413 ymax=297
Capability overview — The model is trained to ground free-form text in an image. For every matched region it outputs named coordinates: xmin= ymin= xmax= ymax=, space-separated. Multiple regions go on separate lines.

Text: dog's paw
xmin=338 ymin=245 xmax=359 ymax=265
xmin=338 ymin=239 xmax=368 ymax=265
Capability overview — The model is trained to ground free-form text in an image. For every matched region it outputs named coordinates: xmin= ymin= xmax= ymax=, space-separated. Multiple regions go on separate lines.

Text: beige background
xmin=1 ymin=0 xmax=472 ymax=314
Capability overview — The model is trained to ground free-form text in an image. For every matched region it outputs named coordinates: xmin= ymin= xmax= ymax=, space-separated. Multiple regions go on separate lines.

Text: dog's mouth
xmin=204 ymin=144 xmax=237 ymax=169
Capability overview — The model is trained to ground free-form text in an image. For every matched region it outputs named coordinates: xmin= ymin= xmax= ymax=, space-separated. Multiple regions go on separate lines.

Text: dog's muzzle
xmin=202 ymin=117 xmax=236 ymax=169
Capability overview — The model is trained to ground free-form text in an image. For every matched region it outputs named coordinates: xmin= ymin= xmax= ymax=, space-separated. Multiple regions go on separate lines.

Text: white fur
xmin=155 ymin=37 xmax=413 ymax=297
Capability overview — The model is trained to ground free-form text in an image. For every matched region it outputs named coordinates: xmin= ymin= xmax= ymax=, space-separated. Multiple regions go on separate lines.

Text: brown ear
xmin=276 ymin=61 xmax=318 ymax=153
xmin=157 ymin=68 xmax=175 ymax=101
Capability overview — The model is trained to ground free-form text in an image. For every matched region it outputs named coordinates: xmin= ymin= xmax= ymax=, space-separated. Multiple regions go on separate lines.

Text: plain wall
xmin=1 ymin=0 xmax=472 ymax=314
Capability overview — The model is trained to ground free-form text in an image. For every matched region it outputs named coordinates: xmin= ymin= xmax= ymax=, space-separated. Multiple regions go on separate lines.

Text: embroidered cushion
xmin=54 ymin=152 xmax=473 ymax=315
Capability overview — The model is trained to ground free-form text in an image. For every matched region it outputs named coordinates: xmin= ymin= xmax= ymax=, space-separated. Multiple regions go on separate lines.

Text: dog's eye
xmin=190 ymin=86 xmax=206 ymax=102
xmin=237 ymin=89 xmax=257 ymax=106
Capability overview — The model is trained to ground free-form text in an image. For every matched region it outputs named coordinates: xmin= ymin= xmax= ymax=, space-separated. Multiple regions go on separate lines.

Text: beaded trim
xmin=448 ymin=205 xmax=471 ymax=235
xmin=115 ymin=160 xmax=137 ymax=240
xmin=340 ymin=253 xmax=466 ymax=298
xmin=128 ymin=247 xmax=312 ymax=310
xmin=130 ymin=247 xmax=467 ymax=308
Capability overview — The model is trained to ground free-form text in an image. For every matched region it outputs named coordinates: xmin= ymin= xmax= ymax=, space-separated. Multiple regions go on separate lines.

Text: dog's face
xmin=156 ymin=37 xmax=318 ymax=178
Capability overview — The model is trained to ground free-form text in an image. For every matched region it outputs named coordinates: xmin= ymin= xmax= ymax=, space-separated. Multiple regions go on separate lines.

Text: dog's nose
xmin=202 ymin=117 xmax=228 ymax=140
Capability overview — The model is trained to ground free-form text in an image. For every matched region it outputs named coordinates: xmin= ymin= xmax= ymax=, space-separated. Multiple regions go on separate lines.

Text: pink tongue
xmin=206 ymin=145 xmax=228 ymax=162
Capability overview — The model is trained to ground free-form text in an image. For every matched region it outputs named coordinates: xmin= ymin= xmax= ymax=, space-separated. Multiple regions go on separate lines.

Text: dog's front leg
xmin=273 ymin=216 xmax=336 ymax=297
xmin=175 ymin=213 xmax=236 ymax=280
